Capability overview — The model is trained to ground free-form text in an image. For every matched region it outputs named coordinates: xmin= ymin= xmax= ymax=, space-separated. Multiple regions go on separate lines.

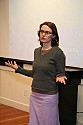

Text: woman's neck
xmin=41 ymin=43 xmax=52 ymax=50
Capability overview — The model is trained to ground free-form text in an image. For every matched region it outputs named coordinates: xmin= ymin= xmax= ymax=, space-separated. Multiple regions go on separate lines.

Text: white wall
xmin=9 ymin=0 xmax=83 ymax=68
xmin=0 ymin=0 xmax=83 ymax=68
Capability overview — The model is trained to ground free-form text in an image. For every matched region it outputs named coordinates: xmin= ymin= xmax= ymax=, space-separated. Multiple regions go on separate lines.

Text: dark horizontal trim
xmin=0 ymin=57 xmax=83 ymax=79
xmin=0 ymin=57 xmax=33 ymax=67
xmin=66 ymin=66 xmax=83 ymax=71
xmin=0 ymin=57 xmax=83 ymax=70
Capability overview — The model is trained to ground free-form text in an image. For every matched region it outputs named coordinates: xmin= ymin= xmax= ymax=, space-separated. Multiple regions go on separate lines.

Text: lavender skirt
xmin=28 ymin=92 xmax=60 ymax=125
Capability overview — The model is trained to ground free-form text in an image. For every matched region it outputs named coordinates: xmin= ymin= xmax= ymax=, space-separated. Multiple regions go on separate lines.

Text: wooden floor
xmin=0 ymin=103 xmax=29 ymax=125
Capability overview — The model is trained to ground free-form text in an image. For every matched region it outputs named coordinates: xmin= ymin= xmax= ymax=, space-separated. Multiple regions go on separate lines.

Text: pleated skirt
xmin=28 ymin=92 xmax=60 ymax=125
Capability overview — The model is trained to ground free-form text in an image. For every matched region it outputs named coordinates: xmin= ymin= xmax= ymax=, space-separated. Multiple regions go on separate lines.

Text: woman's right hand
xmin=5 ymin=60 xmax=18 ymax=70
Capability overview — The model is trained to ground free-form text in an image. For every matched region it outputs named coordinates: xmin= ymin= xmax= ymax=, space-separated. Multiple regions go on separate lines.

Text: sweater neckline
xmin=40 ymin=47 xmax=53 ymax=55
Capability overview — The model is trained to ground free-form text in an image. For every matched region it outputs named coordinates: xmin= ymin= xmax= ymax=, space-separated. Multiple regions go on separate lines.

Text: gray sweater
xmin=16 ymin=46 xmax=66 ymax=91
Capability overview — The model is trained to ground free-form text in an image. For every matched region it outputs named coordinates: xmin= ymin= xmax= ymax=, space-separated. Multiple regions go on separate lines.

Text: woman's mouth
xmin=40 ymin=37 xmax=46 ymax=40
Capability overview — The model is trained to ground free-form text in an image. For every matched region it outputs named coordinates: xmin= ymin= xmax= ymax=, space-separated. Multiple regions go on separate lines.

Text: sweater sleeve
xmin=15 ymin=66 xmax=33 ymax=78
xmin=55 ymin=51 xmax=66 ymax=77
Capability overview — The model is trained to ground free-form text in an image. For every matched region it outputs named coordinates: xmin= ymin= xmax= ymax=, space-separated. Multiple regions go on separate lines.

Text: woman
xmin=5 ymin=21 xmax=67 ymax=125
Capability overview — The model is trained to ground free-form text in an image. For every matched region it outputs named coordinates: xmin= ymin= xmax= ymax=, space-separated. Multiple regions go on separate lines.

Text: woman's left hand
xmin=56 ymin=76 xmax=67 ymax=85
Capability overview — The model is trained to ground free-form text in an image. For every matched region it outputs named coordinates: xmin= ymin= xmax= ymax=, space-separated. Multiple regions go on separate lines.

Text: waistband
xmin=32 ymin=88 xmax=57 ymax=95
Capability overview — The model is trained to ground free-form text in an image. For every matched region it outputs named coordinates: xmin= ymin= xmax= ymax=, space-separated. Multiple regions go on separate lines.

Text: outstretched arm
xmin=5 ymin=60 xmax=33 ymax=77
xmin=5 ymin=60 xmax=18 ymax=70
xmin=56 ymin=75 xmax=67 ymax=85
xmin=55 ymin=51 xmax=67 ymax=85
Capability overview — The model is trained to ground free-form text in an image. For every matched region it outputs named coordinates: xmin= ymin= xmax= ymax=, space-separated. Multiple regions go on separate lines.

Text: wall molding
xmin=0 ymin=96 xmax=30 ymax=112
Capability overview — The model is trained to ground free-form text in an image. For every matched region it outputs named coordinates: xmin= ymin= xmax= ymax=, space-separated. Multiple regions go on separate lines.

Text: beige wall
xmin=0 ymin=65 xmax=32 ymax=112
xmin=0 ymin=0 xmax=9 ymax=57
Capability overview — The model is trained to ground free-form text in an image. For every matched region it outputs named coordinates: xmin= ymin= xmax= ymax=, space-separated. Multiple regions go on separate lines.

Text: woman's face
xmin=39 ymin=25 xmax=53 ymax=43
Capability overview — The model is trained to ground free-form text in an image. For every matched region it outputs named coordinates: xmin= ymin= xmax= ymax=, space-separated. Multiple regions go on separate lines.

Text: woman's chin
xmin=40 ymin=39 xmax=46 ymax=43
